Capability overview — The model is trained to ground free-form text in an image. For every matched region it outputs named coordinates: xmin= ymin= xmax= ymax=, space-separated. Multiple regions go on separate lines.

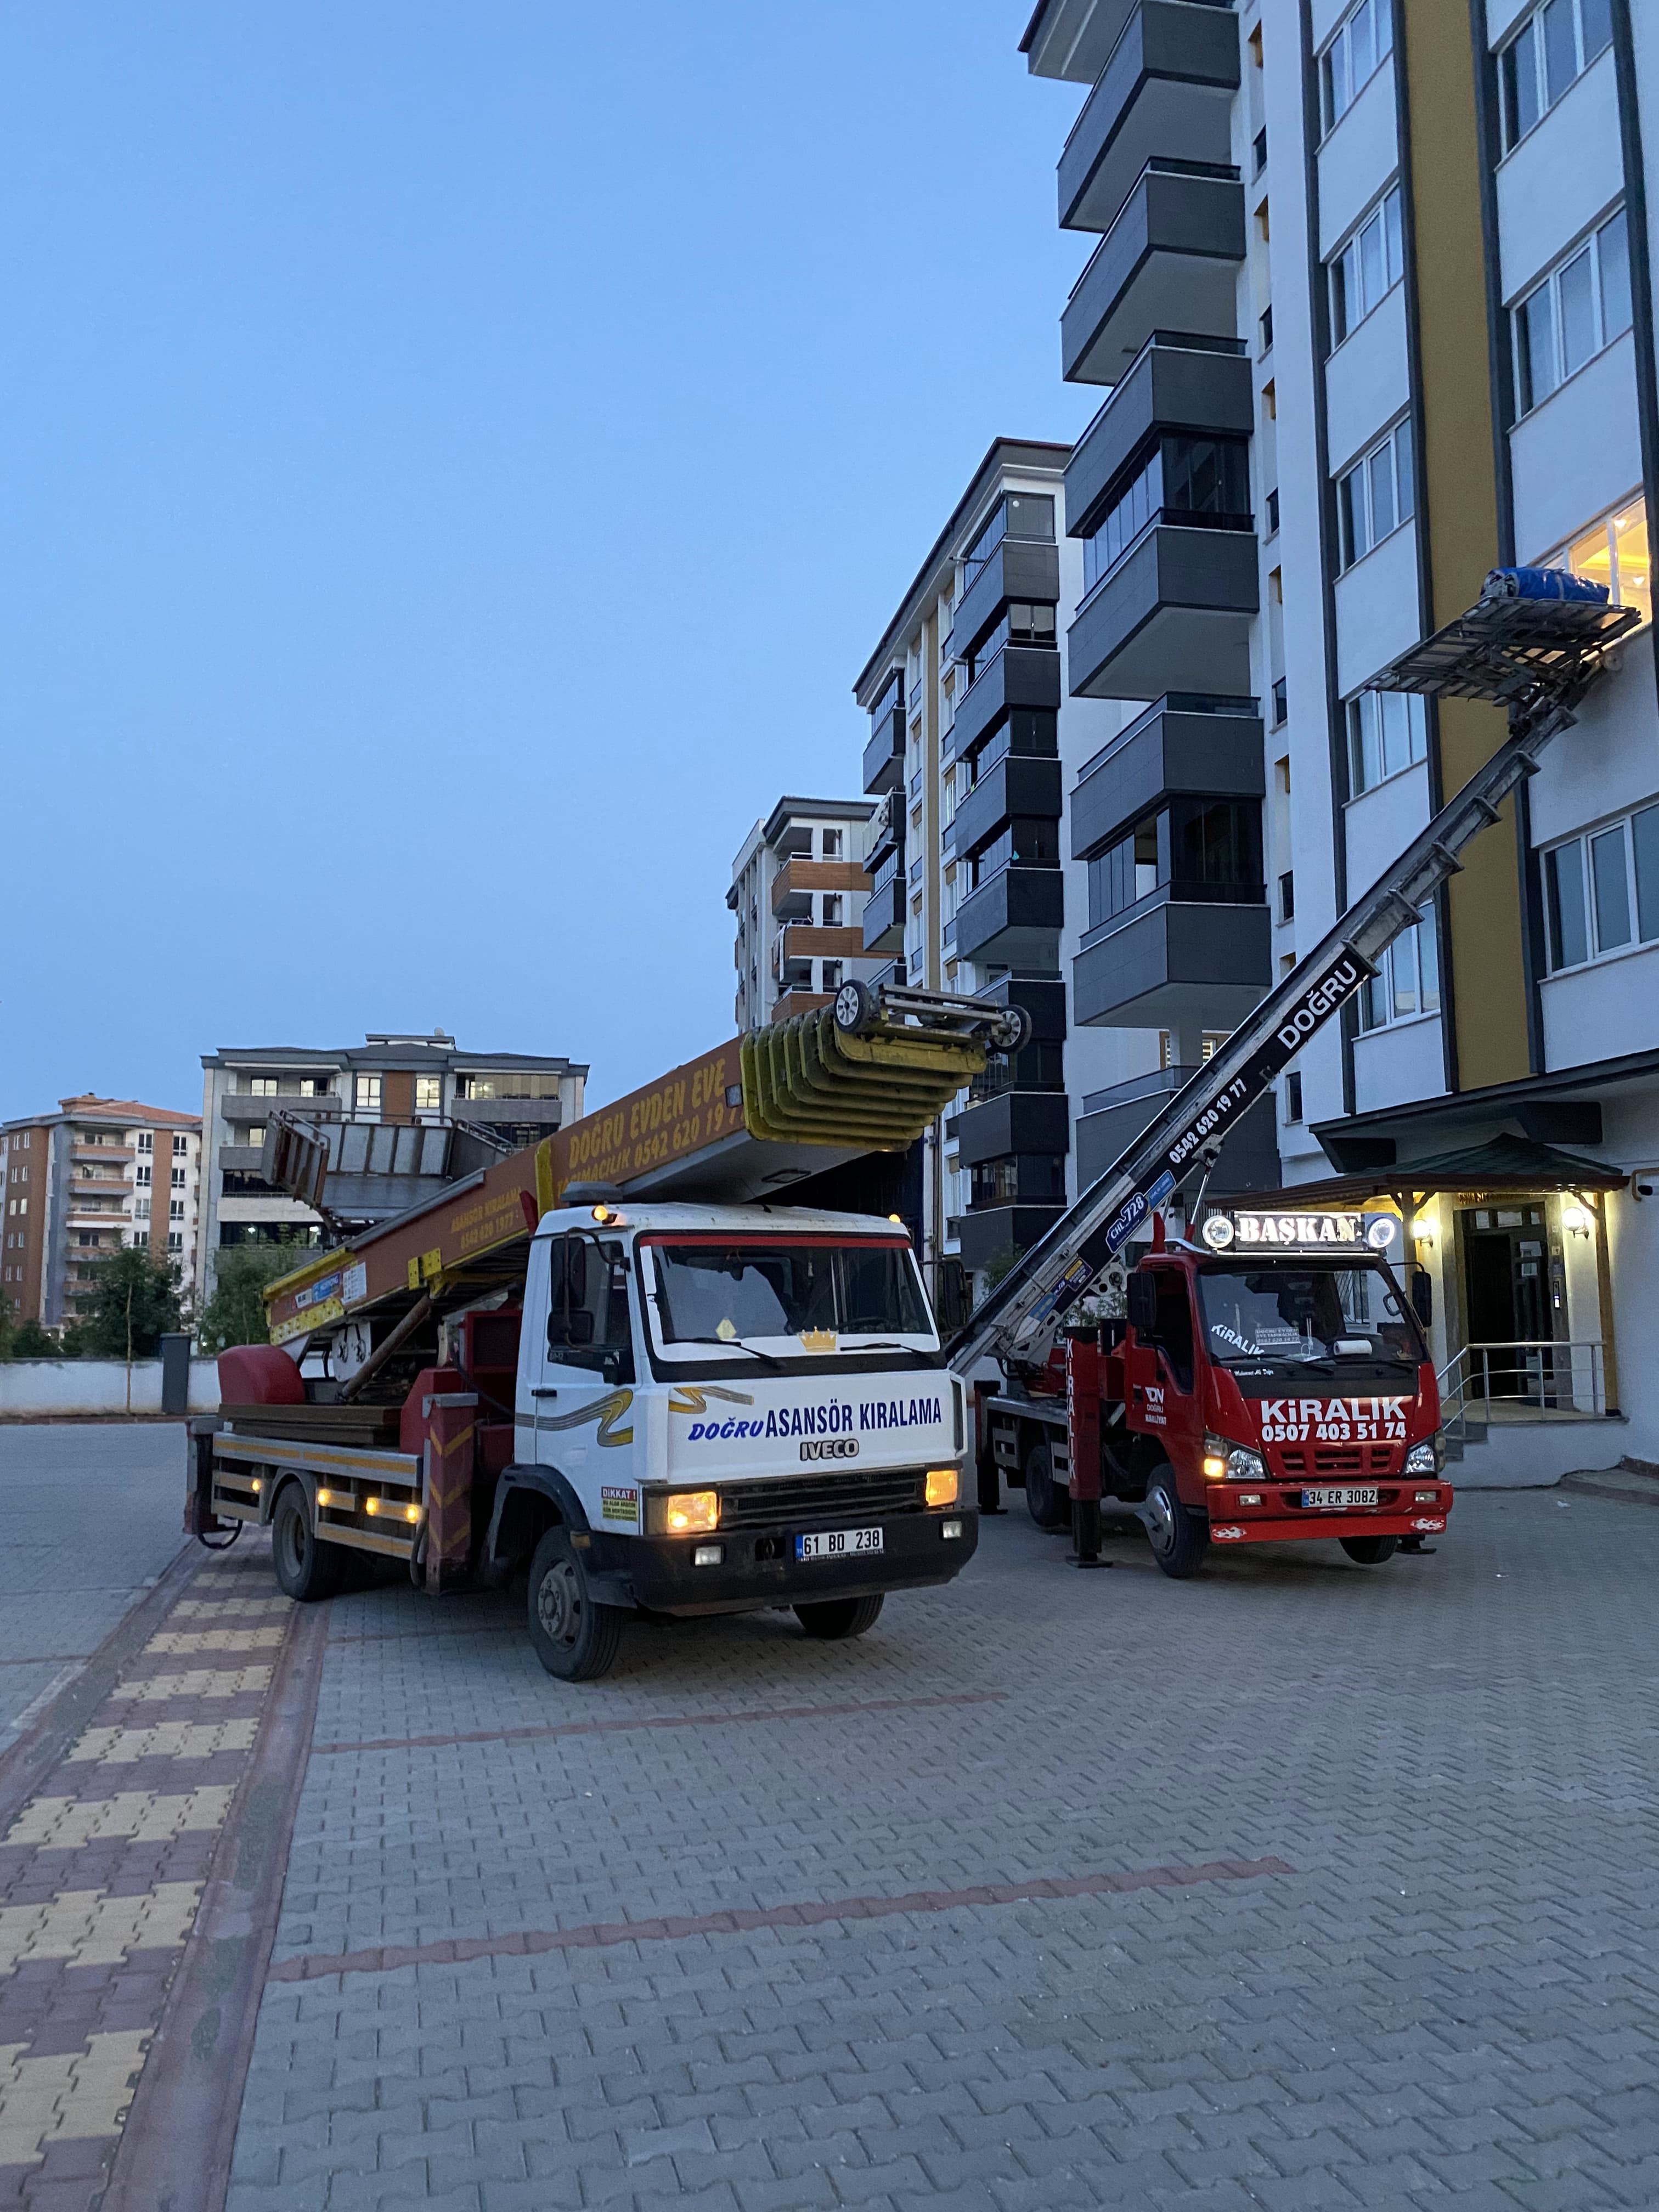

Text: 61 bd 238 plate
xmin=795 ymin=1527 xmax=884 ymax=1561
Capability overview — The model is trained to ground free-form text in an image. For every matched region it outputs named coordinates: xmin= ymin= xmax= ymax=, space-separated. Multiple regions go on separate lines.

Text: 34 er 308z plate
xmin=1302 ymin=1486 xmax=1379 ymax=1509
xmin=795 ymin=1527 xmax=883 ymax=1561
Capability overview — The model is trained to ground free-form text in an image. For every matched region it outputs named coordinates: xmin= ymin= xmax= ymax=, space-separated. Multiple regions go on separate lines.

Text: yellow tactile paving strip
xmin=4 ymin=1791 xmax=238 ymax=1852
xmin=109 ymin=1668 xmax=273 ymax=1705
xmin=0 ymin=2033 xmax=151 ymax=2169
xmin=0 ymin=1545 xmax=294 ymax=2190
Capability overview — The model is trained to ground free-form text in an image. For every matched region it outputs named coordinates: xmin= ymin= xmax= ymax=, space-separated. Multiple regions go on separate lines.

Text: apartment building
xmin=854 ymin=439 xmax=1150 ymax=1293
xmin=727 ymin=797 xmax=876 ymax=1029
xmin=1017 ymin=0 xmax=1659 ymax=1468
xmin=1 ymin=1096 xmax=202 ymax=1330
xmin=198 ymin=1032 xmax=586 ymax=1300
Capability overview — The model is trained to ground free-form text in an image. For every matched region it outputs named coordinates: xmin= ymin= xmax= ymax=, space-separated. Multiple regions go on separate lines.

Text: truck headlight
xmin=1206 ymin=1434 xmax=1263 ymax=1482
xmin=924 ymin=1468 xmax=958 ymax=1507
xmin=665 ymin=1491 xmax=719 ymax=1534
xmin=1404 ymin=1441 xmax=1441 ymax=1476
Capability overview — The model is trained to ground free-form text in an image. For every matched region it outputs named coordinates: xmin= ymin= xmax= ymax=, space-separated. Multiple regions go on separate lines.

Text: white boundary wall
xmin=0 ymin=1359 xmax=221 ymax=1417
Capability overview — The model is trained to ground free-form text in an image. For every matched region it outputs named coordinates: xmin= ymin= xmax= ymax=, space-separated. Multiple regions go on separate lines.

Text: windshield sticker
xmin=1259 ymin=1395 xmax=1409 ymax=1444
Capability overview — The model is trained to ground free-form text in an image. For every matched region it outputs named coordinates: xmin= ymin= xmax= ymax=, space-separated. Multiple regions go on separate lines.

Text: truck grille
xmin=718 ymin=1471 xmax=924 ymax=1531
xmin=1277 ymin=1444 xmax=1398 ymax=1476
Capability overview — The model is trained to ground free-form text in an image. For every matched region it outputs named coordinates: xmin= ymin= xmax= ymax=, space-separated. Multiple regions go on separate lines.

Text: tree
xmin=196 ymin=1239 xmax=309 ymax=1354
xmin=72 ymin=1248 xmax=188 ymax=1361
xmin=12 ymin=1317 xmax=64 ymax=1358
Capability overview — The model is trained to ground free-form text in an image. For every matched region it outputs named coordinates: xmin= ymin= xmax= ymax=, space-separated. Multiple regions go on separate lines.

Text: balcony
xmin=1068 ymin=524 xmax=1258 ymax=701
xmin=1061 ymin=163 xmax=1245 ymax=386
xmin=1066 ymin=333 xmax=1252 ymax=541
xmin=1071 ymin=697 xmax=1263 ymax=860
xmin=1073 ymin=895 xmax=1270 ymax=1028
xmin=1022 ymin=0 xmax=1141 ymax=82
xmin=957 ymin=1203 xmax=1066 ymax=1274
xmin=1060 ymin=2 xmax=1240 ymax=234
xmin=950 ymin=755 xmax=1063 ymax=864
xmin=1075 ymin=1064 xmax=1279 ymax=1190
xmin=862 ymin=678 xmax=905 ymax=795
xmin=68 ymin=1177 xmax=131 ymax=1199
xmin=974 ymin=973 xmax=1068 ymax=1043
xmin=770 ymin=858 xmax=870 ymax=915
xmin=773 ymin=990 xmax=833 ymax=1020
xmin=772 ymin=924 xmax=866 ymax=972
xmin=949 ymin=645 xmax=1062 ymax=760
xmin=222 ymin=1094 xmax=338 ymax=1122
xmin=953 ymin=864 xmax=1065 ymax=967
xmin=950 ymin=1091 xmax=1071 ymax=1170
xmin=862 ymin=871 xmax=905 ymax=956
xmin=946 ymin=537 xmax=1060 ymax=667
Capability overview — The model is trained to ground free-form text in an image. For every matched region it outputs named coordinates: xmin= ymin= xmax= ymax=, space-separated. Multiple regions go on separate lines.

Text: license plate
xmin=795 ymin=1527 xmax=883 ymax=1560
xmin=1302 ymin=1486 xmax=1379 ymax=1509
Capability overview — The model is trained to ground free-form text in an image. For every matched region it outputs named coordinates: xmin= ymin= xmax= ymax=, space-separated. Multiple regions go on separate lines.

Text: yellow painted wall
xmin=1401 ymin=0 xmax=1532 ymax=1088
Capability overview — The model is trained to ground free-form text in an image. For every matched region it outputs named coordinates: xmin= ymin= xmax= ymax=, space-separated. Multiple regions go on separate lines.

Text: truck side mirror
xmin=1410 ymin=1271 xmax=1433 ymax=1328
xmin=548 ymin=1307 xmax=596 ymax=1350
xmin=1126 ymin=1271 xmax=1158 ymax=1339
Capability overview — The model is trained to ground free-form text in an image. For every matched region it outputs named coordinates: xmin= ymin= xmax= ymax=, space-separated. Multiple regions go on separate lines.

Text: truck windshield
xmin=1197 ymin=1263 xmax=1425 ymax=1373
xmin=646 ymin=1241 xmax=933 ymax=1355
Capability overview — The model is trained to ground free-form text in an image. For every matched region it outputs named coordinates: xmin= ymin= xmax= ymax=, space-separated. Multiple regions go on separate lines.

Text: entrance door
xmin=1460 ymin=1204 xmax=1559 ymax=1405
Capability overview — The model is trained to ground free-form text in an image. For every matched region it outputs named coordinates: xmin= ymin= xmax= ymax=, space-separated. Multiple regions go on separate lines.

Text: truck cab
xmin=487 ymin=1201 xmax=978 ymax=1672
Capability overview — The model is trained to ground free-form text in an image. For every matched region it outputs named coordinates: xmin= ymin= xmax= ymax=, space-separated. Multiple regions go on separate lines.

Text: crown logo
xmin=798 ymin=1329 xmax=838 ymax=1353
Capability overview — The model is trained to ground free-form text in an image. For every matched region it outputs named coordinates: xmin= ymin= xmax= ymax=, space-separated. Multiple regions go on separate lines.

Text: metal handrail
xmin=1437 ymin=1340 xmax=1606 ymax=1433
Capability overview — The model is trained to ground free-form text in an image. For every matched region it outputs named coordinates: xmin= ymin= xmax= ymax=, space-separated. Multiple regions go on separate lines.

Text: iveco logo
xmin=800 ymin=1437 xmax=859 ymax=1462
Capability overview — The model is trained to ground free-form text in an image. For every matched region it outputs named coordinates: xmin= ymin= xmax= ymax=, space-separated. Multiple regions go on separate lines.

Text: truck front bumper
xmin=1199 ymin=1480 xmax=1452 ymax=1547
xmin=595 ymin=1508 xmax=980 ymax=1618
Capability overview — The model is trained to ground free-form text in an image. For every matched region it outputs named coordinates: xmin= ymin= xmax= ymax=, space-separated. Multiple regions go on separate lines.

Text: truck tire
xmin=1143 ymin=1464 xmax=1209 ymax=1580
xmin=991 ymin=1004 xmax=1031 ymax=1054
xmin=527 ymin=1527 xmax=623 ymax=1681
xmin=794 ymin=1594 xmax=884 ymax=1640
xmin=1340 ymin=1534 xmax=1398 ymax=1565
xmin=1024 ymin=1443 xmax=1071 ymax=1532
xmin=270 ymin=1485 xmax=345 ymax=1603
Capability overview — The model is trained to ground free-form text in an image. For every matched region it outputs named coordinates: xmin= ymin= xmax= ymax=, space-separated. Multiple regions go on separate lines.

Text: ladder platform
xmin=1376 ymin=594 xmax=1640 ymax=706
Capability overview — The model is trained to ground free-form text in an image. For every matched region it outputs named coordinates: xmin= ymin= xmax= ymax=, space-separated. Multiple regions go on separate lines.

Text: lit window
xmin=1320 ymin=0 xmax=1393 ymax=133
xmin=249 ymin=1077 xmax=278 ymax=1098
xmin=1499 ymin=0 xmax=1614 ymax=153
xmin=1347 ymin=689 xmax=1429 ymax=794
xmin=415 ymin=1076 xmax=442 ymax=1113
xmin=1330 ymin=188 xmax=1403 ymax=344
xmin=1543 ymin=498 xmax=1651 ymax=628
xmin=1359 ymin=904 xmax=1441 ymax=1030
xmin=1544 ymin=800 xmax=1659 ymax=972
xmin=1336 ymin=420 xmax=1415 ymax=568
xmin=1514 ymin=210 xmax=1632 ymax=415
xmin=355 ymin=1074 xmax=383 ymax=1111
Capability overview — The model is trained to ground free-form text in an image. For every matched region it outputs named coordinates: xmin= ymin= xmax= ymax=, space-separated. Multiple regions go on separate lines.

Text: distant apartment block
xmin=728 ymin=797 xmax=876 ymax=1029
xmin=198 ymin=1031 xmax=586 ymax=1299
xmin=1 ymin=1095 xmax=202 ymax=1331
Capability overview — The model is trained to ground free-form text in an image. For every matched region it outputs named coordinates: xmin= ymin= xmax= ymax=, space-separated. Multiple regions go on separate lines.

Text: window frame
xmin=1540 ymin=492 xmax=1651 ymax=629
xmin=1542 ymin=798 xmax=1659 ymax=975
xmin=1318 ymin=0 xmax=1395 ymax=138
xmin=1498 ymin=0 xmax=1616 ymax=157
xmin=1345 ymin=686 xmax=1429 ymax=798
xmin=1328 ymin=185 xmax=1404 ymax=349
xmin=1512 ymin=207 xmax=1633 ymax=418
xmin=1336 ymin=418 xmax=1417 ymax=571
xmin=1357 ymin=903 xmax=1442 ymax=1033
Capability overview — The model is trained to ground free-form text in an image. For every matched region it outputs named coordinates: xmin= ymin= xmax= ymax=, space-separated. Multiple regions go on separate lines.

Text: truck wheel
xmin=794 ymin=1594 xmax=884 ymax=1640
xmin=1024 ymin=1444 xmax=1071 ymax=1532
xmin=270 ymin=1486 xmax=344 ymax=1603
xmin=991 ymin=1004 xmax=1031 ymax=1054
xmin=527 ymin=1527 xmax=623 ymax=1681
xmin=1143 ymin=1465 xmax=1209 ymax=1579
xmin=1340 ymin=1535 xmax=1398 ymax=1565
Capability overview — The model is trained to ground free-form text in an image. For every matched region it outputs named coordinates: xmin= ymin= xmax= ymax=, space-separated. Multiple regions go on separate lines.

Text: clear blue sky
xmin=0 ymin=3 xmax=1092 ymax=1122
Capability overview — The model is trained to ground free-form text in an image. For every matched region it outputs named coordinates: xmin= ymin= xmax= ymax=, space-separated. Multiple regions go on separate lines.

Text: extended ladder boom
xmin=946 ymin=579 xmax=1637 ymax=1378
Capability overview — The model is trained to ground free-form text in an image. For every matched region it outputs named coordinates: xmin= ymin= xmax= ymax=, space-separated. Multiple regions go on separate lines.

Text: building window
xmin=455 ymin=1072 xmax=563 ymax=1102
xmin=168 ymin=1232 xmax=183 ymax=1253
xmin=822 ymin=894 xmax=844 ymax=927
xmin=171 ymin=1167 xmax=187 ymax=1189
xmin=169 ymin=1200 xmax=185 ymax=1221
xmin=1320 ymin=0 xmax=1393 ymax=133
xmin=173 ymin=1133 xmax=189 ymax=1154
xmin=136 ymin=1164 xmax=152 ymax=1187
xmin=1338 ymin=420 xmax=1415 ymax=568
xmin=1514 ymin=210 xmax=1632 ymax=415
xmin=1347 ymin=688 xmax=1429 ymax=794
xmin=248 ymin=1077 xmax=278 ymax=1098
xmin=968 ymin=817 xmax=1060 ymax=892
xmin=963 ymin=602 xmax=1057 ymax=686
xmin=1087 ymin=802 xmax=1263 ymax=929
xmin=1499 ymin=0 xmax=1614 ymax=152
xmin=1543 ymin=800 xmax=1659 ymax=971
xmin=135 ymin=1198 xmax=150 ymax=1221
xmin=137 ymin=1132 xmax=153 ymax=1155
xmin=1544 ymin=496 xmax=1651 ymax=627
xmin=1082 ymin=436 xmax=1252 ymax=596
xmin=415 ymin=1076 xmax=442 ymax=1113
xmin=355 ymin=1074 xmax=383 ymax=1111
xmin=821 ymin=961 xmax=843 ymax=991
xmin=1329 ymin=187 xmax=1403 ymax=345
xmin=821 ymin=828 xmax=843 ymax=859
xmin=1279 ymin=871 xmax=1296 ymax=923
xmin=1284 ymin=1071 xmax=1304 ymax=1124
xmin=1359 ymin=904 xmax=1441 ymax=1029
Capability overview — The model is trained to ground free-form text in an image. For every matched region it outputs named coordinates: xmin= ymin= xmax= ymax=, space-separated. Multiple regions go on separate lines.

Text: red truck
xmin=981 ymin=1211 xmax=1449 ymax=1577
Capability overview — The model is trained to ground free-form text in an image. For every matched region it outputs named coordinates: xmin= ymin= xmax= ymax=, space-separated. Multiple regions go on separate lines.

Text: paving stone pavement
xmin=211 ymin=1486 xmax=1659 ymax=2211
xmin=0 ymin=1426 xmax=187 ymax=1754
